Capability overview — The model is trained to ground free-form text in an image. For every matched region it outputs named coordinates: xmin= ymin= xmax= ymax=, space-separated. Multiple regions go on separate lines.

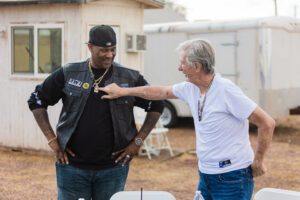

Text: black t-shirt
xmin=67 ymin=69 xmax=115 ymax=169
xmin=28 ymin=64 xmax=164 ymax=170
xmin=67 ymin=67 xmax=116 ymax=169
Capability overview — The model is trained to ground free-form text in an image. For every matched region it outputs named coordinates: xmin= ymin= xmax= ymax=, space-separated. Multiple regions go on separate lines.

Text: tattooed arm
xmin=32 ymin=108 xmax=72 ymax=164
xmin=28 ymin=68 xmax=74 ymax=164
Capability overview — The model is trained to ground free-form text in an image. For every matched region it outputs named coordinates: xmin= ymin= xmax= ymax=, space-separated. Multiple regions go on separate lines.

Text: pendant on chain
xmin=94 ymin=84 xmax=100 ymax=93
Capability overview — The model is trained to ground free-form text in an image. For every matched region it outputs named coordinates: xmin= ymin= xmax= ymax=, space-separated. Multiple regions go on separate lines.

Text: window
xmin=11 ymin=24 xmax=63 ymax=75
xmin=38 ymin=29 xmax=62 ymax=73
xmin=12 ymin=27 xmax=34 ymax=73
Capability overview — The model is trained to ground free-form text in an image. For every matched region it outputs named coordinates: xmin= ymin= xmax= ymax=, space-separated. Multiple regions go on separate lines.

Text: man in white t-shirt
xmin=100 ymin=39 xmax=275 ymax=200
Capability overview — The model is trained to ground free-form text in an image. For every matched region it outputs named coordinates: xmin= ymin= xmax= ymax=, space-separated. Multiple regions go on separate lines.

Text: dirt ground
xmin=1 ymin=116 xmax=300 ymax=200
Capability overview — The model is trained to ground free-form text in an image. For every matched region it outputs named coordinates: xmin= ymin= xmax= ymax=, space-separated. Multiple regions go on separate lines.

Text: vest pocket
xmin=115 ymin=97 xmax=134 ymax=119
xmin=62 ymin=86 xmax=83 ymax=111
xmin=63 ymin=86 xmax=82 ymax=97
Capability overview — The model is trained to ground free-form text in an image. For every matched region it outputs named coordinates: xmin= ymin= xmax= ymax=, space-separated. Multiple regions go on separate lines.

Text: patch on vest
xmin=82 ymin=82 xmax=90 ymax=89
xmin=68 ymin=78 xmax=82 ymax=87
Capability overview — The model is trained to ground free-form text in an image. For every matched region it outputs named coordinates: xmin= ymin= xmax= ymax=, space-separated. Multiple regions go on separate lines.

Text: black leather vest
xmin=57 ymin=60 xmax=139 ymax=151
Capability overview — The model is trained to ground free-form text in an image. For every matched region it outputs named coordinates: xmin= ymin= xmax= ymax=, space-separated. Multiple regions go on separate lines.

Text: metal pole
xmin=274 ymin=0 xmax=278 ymax=16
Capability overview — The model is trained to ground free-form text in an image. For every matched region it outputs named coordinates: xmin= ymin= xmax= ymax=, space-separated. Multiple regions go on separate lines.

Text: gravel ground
xmin=0 ymin=116 xmax=300 ymax=200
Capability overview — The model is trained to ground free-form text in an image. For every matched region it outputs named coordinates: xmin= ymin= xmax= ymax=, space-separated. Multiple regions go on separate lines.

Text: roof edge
xmin=136 ymin=0 xmax=164 ymax=9
xmin=0 ymin=0 xmax=86 ymax=5
xmin=0 ymin=0 xmax=164 ymax=7
xmin=144 ymin=16 xmax=300 ymax=34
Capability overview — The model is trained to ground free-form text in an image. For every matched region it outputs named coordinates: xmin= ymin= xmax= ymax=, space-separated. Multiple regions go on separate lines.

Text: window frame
xmin=9 ymin=23 xmax=64 ymax=79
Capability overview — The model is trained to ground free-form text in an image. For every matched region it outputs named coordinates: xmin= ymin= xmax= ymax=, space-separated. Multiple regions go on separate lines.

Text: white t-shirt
xmin=172 ymin=73 xmax=257 ymax=174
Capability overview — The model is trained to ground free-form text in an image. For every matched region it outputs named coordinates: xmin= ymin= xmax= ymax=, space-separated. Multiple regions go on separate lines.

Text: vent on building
xmin=126 ymin=33 xmax=147 ymax=52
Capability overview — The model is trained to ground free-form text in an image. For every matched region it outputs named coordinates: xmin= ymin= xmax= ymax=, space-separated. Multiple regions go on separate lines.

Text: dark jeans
xmin=56 ymin=163 xmax=129 ymax=200
xmin=197 ymin=166 xmax=254 ymax=200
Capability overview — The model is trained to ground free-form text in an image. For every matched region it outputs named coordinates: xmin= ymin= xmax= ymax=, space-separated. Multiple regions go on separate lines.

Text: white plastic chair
xmin=134 ymin=108 xmax=174 ymax=160
xmin=254 ymin=188 xmax=300 ymax=200
xmin=139 ymin=119 xmax=174 ymax=159
xmin=110 ymin=191 xmax=176 ymax=200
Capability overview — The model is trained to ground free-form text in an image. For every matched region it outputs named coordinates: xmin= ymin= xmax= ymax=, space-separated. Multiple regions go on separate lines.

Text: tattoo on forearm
xmin=32 ymin=108 xmax=55 ymax=138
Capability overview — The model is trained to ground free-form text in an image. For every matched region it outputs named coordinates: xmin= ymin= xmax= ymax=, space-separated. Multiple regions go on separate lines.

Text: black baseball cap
xmin=88 ymin=25 xmax=116 ymax=47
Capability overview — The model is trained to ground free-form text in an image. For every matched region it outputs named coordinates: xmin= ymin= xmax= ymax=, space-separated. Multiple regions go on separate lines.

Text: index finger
xmin=112 ymin=149 xmax=124 ymax=157
xmin=101 ymin=94 xmax=112 ymax=99
xmin=63 ymin=152 xmax=69 ymax=164
xmin=115 ymin=152 xmax=126 ymax=164
xmin=66 ymin=148 xmax=75 ymax=157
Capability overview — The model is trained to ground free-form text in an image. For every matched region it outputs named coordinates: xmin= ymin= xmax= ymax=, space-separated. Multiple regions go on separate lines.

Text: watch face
xmin=135 ymin=137 xmax=143 ymax=146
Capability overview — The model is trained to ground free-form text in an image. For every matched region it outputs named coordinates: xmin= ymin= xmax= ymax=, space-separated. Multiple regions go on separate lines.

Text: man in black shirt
xmin=28 ymin=25 xmax=164 ymax=200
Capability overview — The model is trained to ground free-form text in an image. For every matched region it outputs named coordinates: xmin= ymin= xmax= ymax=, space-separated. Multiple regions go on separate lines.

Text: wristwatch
xmin=134 ymin=137 xmax=144 ymax=146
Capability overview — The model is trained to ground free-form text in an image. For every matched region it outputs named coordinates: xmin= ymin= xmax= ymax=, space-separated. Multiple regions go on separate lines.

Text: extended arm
xmin=100 ymin=83 xmax=177 ymax=100
xmin=248 ymin=106 xmax=275 ymax=177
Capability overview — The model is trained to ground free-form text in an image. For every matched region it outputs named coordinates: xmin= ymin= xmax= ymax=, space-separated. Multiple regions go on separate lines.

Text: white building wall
xmin=0 ymin=4 xmax=82 ymax=150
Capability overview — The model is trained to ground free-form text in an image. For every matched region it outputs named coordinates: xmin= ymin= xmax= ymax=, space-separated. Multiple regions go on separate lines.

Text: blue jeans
xmin=56 ymin=163 xmax=129 ymax=200
xmin=197 ymin=166 xmax=254 ymax=200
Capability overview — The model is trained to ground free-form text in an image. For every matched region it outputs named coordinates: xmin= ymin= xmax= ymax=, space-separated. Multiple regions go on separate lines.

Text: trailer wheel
xmin=160 ymin=101 xmax=178 ymax=128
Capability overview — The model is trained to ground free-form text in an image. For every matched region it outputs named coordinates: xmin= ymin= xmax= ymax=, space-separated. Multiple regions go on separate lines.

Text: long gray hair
xmin=176 ymin=39 xmax=215 ymax=74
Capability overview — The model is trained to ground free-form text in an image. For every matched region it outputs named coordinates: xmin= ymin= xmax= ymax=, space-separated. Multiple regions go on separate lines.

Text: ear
xmin=87 ymin=43 xmax=93 ymax=52
xmin=194 ymin=62 xmax=202 ymax=72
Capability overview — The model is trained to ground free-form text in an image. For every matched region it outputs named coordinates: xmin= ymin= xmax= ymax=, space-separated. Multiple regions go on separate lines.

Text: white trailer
xmin=143 ymin=17 xmax=300 ymax=127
